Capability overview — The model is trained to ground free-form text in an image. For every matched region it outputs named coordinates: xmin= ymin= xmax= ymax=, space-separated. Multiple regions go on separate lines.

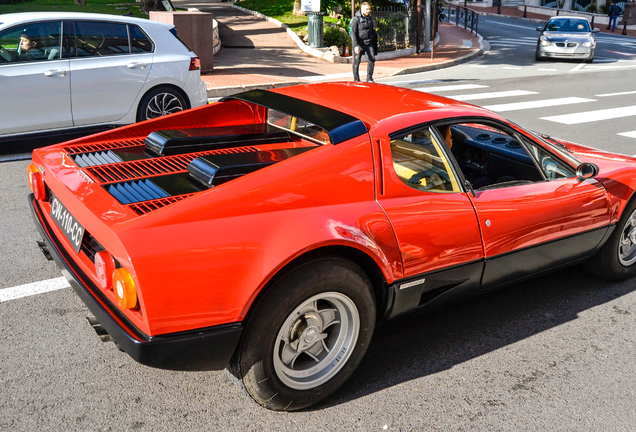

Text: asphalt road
xmin=2 ymin=15 xmax=636 ymax=431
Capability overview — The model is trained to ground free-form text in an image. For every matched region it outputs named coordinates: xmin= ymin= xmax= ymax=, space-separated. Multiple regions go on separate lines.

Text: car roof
xmin=0 ymin=12 xmax=171 ymax=29
xmin=270 ymin=82 xmax=497 ymax=132
xmin=547 ymin=16 xmax=589 ymax=21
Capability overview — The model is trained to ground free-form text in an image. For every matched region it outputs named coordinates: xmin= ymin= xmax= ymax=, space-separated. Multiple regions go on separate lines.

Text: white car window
xmin=0 ymin=21 xmax=62 ymax=64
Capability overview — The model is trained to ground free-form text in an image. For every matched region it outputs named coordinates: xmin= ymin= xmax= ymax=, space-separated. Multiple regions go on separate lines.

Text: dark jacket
xmin=351 ymin=10 xmax=377 ymax=50
xmin=608 ymin=4 xmax=621 ymax=17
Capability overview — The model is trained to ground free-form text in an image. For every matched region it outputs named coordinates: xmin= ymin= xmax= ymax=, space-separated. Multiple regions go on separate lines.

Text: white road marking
xmin=570 ymin=63 xmax=586 ymax=72
xmin=484 ymin=20 xmax=537 ymax=30
xmin=462 ymin=39 xmax=473 ymax=48
xmin=300 ymin=71 xmax=364 ymax=81
xmin=415 ymin=84 xmax=489 ymax=92
xmin=537 ymin=68 xmax=558 ymax=71
xmin=484 ymin=97 xmax=595 ymax=113
xmin=618 ymin=130 xmax=636 ymax=139
xmin=469 ymin=65 xmax=489 ymax=68
xmin=502 ymin=66 xmax=523 ymax=70
xmin=451 ymin=90 xmax=538 ymax=101
xmin=596 ymin=90 xmax=636 ymax=97
xmin=0 ymin=277 xmax=70 ymax=303
xmin=541 ymin=105 xmax=636 ymax=125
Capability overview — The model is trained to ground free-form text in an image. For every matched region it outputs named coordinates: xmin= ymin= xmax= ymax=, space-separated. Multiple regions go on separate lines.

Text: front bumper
xmin=537 ymin=44 xmax=594 ymax=59
xmin=29 ymin=193 xmax=242 ymax=371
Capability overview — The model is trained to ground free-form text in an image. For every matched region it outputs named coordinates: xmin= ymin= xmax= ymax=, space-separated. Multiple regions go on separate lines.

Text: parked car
xmin=536 ymin=16 xmax=599 ymax=62
xmin=29 ymin=83 xmax=636 ymax=411
xmin=0 ymin=12 xmax=207 ymax=153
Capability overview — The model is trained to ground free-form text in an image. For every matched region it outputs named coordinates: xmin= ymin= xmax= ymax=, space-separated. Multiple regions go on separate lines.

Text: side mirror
xmin=576 ymin=162 xmax=599 ymax=180
xmin=536 ymin=26 xmax=545 ymax=31
xmin=592 ymin=28 xmax=600 ymax=33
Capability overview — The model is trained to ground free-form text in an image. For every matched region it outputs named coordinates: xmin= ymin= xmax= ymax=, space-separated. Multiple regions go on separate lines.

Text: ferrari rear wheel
xmin=588 ymin=199 xmax=636 ymax=280
xmin=227 ymin=257 xmax=375 ymax=411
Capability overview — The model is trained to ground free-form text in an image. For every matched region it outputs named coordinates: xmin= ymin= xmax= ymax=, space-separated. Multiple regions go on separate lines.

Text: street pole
xmin=425 ymin=0 xmax=431 ymax=52
xmin=416 ymin=0 xmax=421 ymax=53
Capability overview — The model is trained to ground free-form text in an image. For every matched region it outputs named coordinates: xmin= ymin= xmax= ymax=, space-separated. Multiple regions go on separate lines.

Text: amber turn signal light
xmin=113 ymin=268 xmax=137 ymax=310
xmin=27 ymin=164 xmax=46 ymax=200
xmin=95 ymin=251 xmax=116 ymax=291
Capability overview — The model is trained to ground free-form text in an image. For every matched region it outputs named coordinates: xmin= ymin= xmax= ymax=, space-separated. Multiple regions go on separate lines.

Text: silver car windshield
xmin=545 ymin=19 xmax=591 ymax=32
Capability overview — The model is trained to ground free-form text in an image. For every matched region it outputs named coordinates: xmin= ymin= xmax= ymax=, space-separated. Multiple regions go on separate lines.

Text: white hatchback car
xmin=0 ymin=12 xmax=208 ymax=153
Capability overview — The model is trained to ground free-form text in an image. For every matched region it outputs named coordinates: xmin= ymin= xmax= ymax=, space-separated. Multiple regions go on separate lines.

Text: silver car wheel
xmin=144 ymin=92 xmax=184 ymax=119
xmin=273 ymin=292 xmax=360 ymax=390
xmin=618 ymin=208 xmax=636 ymax=266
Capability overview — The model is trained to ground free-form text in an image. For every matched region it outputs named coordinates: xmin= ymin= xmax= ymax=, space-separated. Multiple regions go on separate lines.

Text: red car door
xmin=451 ymin=122 xmax=613 ymax=289
xmin=376 ymin=126 xmax=484 ymax=313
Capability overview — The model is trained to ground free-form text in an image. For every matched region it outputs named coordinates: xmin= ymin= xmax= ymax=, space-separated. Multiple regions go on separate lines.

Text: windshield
xmin=545 ymin=18 xmax=590 ymax=32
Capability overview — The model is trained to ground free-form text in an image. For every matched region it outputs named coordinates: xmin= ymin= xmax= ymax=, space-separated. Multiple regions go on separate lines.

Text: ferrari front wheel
xmin=588 ymin=199 xmax=636 ymax=280
xmin=227 ymin=257 xmax=376 ymax=411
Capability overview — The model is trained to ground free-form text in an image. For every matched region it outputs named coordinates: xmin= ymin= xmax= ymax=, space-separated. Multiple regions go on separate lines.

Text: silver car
xmin=535 ymin=16 xmax=599 ymax=62
xmin=0 ymin=12 xmax=208 ymax=153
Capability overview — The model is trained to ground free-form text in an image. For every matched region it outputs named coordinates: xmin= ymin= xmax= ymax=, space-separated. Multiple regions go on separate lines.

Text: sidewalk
xmin=185 ymin=1 xmax=634 ymax=98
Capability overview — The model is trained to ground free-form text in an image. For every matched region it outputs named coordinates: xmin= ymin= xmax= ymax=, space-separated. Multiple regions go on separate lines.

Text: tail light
xmin=95 ymin=251 xmax=116 ymax=291
xmin=113 ymin=268 xmax=138 ymax=310
xmin=27 ymin=164 xmax=46 ymax=200
xmin=189 ymin=57 xmax=201 ymax=71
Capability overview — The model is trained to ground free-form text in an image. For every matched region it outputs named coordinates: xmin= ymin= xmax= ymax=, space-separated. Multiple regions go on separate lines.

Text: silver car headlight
xmin=581 ymin=41 xmax=594 ymax=48
xmin=540 ymin=36 xmax=551 ymax=47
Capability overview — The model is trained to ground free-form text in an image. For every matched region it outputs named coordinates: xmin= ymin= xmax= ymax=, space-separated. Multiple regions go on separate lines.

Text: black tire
xmin=227 ymin=257 xmax=376 ymax=411
xmin=136 ymin=86 xmax=188 ymax=122
xmin=587 ymin=198 xmax=636 ymax=281
xmin=535 ymin=51 xmax=543 ymax=62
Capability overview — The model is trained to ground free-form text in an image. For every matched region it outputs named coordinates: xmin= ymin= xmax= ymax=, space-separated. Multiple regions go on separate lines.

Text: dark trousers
xmin=608 ymin=15 xmax=618 ymax=31
xmin=353 ymin=42 xmax=376 ymax=81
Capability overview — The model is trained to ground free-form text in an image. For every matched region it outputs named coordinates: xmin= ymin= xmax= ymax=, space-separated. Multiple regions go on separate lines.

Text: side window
xmin=0 ymin=21 xmax=62 ymax=64
xmin=390 ymin=127 xmax=461 ymax=193
xmin=75 ymin=21 xmax=129 ymax=57
xmin=446 ymin=122 xmax=545 ymax=190
xmin=129 ymin=25 xmax=153 ymax=53
xmin=522 ymin=137 xmax=575 ymax=180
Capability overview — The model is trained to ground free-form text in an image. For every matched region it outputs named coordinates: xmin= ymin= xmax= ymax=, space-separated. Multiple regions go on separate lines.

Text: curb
xmin=387 ymin=32 xmax=486 ymax=76
xmin=206 ymin=80 xmax=303 ymax=98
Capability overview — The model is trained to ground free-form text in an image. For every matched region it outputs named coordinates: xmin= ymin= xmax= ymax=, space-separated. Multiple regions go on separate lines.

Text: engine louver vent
xmin=107 ymin=179 xmax=170 ymax=204
xmin=476 ymin=133 xmax=492 ymax=140
xmin=64 ymin=138 xmax=146 ymax=155
xmin=74 ymin=151 xmax=124 ymax=168
xmin=87 ymin=147 xmax=258 ymax=183
xmin=128 ymin=194 xmax=196 ymax=215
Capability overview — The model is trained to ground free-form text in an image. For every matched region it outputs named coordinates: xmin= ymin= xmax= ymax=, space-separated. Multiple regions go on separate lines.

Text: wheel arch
xmin=136 ymin=83 xmax=191 ymax=121
xmin=243 ymin=245 xmax=392 ymax=327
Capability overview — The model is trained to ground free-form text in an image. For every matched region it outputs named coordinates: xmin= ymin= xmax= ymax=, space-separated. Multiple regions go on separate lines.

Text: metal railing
xmin=439 ymin=5 xmax=479 ymax=34
xmin=371 ymin=7 xmax=427 ymax=53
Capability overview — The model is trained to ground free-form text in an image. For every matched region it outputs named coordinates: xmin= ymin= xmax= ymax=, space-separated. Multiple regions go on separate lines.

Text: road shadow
xmin=314 ymin=266 xmax=636 ymax=409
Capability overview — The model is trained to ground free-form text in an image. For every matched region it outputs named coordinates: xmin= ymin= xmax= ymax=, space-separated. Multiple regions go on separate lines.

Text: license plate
xmin=557 ymin=49 xmax=574 ymax=54
xmin=50 ymin=194 xmax=85 ymax=253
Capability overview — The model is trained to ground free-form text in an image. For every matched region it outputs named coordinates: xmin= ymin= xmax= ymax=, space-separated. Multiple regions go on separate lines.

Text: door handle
xmin=44 ymin=69 xmax=68 ymax=77
xmin=127 ymin=62 xmax=147 ymax=69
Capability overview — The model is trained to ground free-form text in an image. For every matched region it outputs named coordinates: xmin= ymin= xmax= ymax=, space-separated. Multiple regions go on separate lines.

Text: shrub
xmin=586 ymin=2 xmax=597 ymax=12
xmin=323 ymin=25 xmax=351 ymax=50
xmin=599 ymin=4 xmax=608 ymax=14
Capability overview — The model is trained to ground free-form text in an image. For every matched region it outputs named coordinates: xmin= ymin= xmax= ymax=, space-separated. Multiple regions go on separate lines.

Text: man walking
xmin=351 ymin=2 xmax=378 ymax=82
xmin=607 ymin=2 xmax=621 ymax=32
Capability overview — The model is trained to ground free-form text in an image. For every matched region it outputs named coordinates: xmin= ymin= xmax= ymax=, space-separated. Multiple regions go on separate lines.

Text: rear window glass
xmin=75 ymin=21 xmax=129 ymax=57
xmin=129 ymin=25 xmax=153 ymax=53
xmin=267 ymin=109 xmax=331 ymax=144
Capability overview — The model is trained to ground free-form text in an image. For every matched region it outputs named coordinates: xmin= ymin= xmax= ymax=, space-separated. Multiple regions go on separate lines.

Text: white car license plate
xmin=50 ymin=194 xmax=85 ymax=253
xmin=557 ymin=49 xmax=574 ymax=54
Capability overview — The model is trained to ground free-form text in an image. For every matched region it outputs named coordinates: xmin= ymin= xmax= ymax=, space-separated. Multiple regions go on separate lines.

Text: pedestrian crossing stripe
xmin=450 ymin=90 xmax=538 ymax=102
xmin=618 ymin=131 xmax=636 ymax=139
xmin=415 ymin=84 xmax=489 ymax=92
xmin=484 ymin=97 xmax=596 ymax=113
xmin=541 ymin=105 xmax=636 ymax=125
